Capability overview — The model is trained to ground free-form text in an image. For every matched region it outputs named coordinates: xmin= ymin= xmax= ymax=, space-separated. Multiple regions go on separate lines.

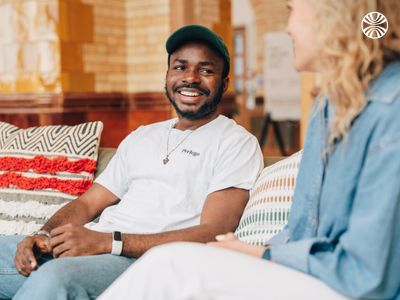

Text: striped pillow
xmin=0 ymin=121 xmax=103 ymax=235
xmin=235 ymin=150 xmax=302 ymax=245
xmin=0 ymin=122 xmax=19 ymax=148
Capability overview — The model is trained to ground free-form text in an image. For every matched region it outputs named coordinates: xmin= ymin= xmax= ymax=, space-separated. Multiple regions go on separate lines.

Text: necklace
xmin=163 ymin=123 xmax=194 ymax=165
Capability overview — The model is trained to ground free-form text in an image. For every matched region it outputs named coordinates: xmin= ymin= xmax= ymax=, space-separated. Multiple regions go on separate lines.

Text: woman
xmin=100 ymin=0 xmax=400 ymax=299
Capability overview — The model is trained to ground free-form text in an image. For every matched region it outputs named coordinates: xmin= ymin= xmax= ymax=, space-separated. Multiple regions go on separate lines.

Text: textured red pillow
xmin=0 ymin=121 xmax=103 ymax=235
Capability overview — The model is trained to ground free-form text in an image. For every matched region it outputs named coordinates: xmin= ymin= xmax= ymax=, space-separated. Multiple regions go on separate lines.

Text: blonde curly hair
xmin=310 ymin=0 xmax=400 ymax=143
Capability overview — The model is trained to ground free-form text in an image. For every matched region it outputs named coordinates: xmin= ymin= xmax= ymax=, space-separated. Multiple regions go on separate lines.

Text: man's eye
xmin=200 ymin=69 xmax=214 ymax=74
xmin=174 ymin=65 xmax=185 ymax=71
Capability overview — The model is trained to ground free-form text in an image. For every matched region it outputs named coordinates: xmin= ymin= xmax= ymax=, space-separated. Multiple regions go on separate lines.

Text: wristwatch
xmin=111 ymin=231 xmax=123 ymax=255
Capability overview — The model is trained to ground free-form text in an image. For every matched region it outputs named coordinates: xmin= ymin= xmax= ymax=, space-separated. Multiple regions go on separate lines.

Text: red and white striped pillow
xmin=0 ymin=121 xmax=103 ymax=235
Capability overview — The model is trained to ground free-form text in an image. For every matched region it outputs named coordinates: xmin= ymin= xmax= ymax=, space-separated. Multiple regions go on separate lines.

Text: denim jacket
xmin=268 ymin=62 xmax=400 ymax=299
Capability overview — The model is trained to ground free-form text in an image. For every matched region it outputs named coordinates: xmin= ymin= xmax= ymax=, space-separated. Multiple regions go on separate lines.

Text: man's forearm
xmin=41 ymin=199 xmax=93 ymax=233
xmin=117 ymin=224 xmax=221 ymax=258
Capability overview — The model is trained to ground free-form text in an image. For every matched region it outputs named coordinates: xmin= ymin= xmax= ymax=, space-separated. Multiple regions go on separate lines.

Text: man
xmin=0 ymin=25 xmax=263 ymax=299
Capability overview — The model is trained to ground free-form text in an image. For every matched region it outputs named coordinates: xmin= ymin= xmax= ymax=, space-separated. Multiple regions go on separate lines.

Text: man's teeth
xmin=180 ymin=91 xmax=201 ymax=97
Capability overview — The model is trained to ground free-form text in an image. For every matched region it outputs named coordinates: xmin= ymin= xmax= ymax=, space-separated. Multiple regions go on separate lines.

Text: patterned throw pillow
xmin=235 ymin=150 xmax=303 ymax=245
xmin=0 ymin=121 xmax=103 ymax=235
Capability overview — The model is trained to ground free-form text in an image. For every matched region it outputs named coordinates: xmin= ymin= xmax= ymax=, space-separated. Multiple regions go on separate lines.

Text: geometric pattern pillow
xmin=0 ymin=121 xmax=103 ymax=235
xmin=235 ymin=150 xmax=303 ymax=246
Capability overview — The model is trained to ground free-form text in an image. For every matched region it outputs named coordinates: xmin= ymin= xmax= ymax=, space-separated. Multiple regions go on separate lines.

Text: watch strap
xmin=111 ymin=231 xmax=123 ymax=255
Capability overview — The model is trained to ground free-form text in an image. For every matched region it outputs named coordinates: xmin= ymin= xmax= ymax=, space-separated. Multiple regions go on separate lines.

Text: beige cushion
xmin=0 ymin=121 xmax=103 ymax=235
xmin=235 ymin=150 xmax=303 ymax=245
xmin=95 ymin=148 xmax=116 ymax=179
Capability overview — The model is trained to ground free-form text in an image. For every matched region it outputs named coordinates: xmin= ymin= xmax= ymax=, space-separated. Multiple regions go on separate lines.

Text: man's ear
xmin=222 ymin=77 xmax=230 ymax=93
xmin=165 ymin=65 xmax=170 ymax=79
xmin=166 ymin=54 xmax=172 ymax=76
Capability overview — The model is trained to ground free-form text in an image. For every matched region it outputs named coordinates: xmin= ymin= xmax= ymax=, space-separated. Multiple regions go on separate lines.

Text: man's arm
xmin=120 ymin=187 xmax=249 ymax=257
xmin=50 ymin=187 xmax=249 ymax=258
xmin=42 ymin=183 xmax=119 ymax=232
xmin=14 ymin=183 xmax=119 ymax=276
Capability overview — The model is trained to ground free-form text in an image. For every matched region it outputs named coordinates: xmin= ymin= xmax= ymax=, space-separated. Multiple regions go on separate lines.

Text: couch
xmin=0 ymin=119 xmax=295 ymax=239
xmin=95 ymin=147 xmax=299 ymax=246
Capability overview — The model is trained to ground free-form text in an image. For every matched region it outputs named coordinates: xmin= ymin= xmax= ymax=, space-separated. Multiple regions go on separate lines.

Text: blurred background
xmin=0 ymin=0 xmax=317 ymax=156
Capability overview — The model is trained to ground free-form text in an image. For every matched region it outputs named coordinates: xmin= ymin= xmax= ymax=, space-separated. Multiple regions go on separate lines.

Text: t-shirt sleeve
xmin=207 ymin=133 xmax=263 ymax=194
xmin=94 ymin=133 xmax=132 ymax=199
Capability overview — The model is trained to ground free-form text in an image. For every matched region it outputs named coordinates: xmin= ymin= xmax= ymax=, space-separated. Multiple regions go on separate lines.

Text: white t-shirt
xmin=86 ymin=115 xmax=263 ymax=234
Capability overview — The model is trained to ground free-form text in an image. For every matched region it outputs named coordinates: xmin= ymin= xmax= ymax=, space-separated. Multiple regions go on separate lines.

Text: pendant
xmin=163 ymin=157 xmax=169 ymax=165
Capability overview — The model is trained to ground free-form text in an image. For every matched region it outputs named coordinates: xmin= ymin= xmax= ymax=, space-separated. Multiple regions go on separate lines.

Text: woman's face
xmin=286 ymin=0 xmax=321 ymax=72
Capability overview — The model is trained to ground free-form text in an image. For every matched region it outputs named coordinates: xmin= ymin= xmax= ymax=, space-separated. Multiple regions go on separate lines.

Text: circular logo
xmin=361 ymin=12 xmax=388 ymax=39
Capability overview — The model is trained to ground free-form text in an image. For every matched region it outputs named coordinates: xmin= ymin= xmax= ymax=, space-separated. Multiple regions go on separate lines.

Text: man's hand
xmin=14 ymin=235 xmax=51 ymax=277
xmin=207 ymin=232 xmax=267 ymax=258
xmin=50 ymin=224 xmax=111 ymax=258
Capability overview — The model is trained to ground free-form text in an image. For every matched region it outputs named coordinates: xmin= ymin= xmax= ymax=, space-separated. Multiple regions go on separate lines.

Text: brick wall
xmin=0 ymin=0 xmax=61 ymax=93
xmin=59 ymin=0 xmax=127 ymax=92
xmin=0 ymin=0 xmax=233 ymax=94
xmin=80 ymin=0 xmax=127 ymax=92
xmin=0 ymin=0 xmax=128 ymax=93
xmin=126 ymin=0 xmax=170 ymax=93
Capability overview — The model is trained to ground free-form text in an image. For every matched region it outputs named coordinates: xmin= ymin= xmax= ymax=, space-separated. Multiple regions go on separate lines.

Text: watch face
xmin=113 ymin=231 xmax=122 ymax=241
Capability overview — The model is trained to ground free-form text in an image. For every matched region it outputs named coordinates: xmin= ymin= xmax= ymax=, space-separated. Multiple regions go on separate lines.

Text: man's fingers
xmin=14 ymin=251 xmax=34 ymax=277
xmin=14 ymin=257 xmax=24 ymax=275
xmin=50 ymin=223 xmax=72 ymax=237
xmin=36 ymin=237 xmax=52 ymax=253
xmin=14 ymin=236 xmax=45 ymax=277
xmin=17 ymin=264 xmax=30 ymax=277
xmin=58 ymin=250 xmax=74 ymax=258
xmin=49 ymin=233 xmax=68 ymax=250
xmin=23 ymin=247 xmax=37 ymax=269
xmin=52 ymin=242 xmax=70 ymax=258
xmin=16 ymin=265 xmax=29 ymax=277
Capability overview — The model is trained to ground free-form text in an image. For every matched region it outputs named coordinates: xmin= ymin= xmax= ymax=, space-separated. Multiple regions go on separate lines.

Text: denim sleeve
xmin=271 ymin=138 xmax=400 ymax=299
xmin=266 ymin=226 xmax=290 ymax=246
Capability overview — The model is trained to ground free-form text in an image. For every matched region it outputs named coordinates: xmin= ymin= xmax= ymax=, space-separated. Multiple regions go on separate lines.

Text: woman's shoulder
xmin=365 ymin=61 xmax=400 ymax=106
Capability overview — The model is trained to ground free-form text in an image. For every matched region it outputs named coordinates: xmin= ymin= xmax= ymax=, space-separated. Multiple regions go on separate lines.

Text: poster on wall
xmin=264 ymin=31 xmax=300 ymax=120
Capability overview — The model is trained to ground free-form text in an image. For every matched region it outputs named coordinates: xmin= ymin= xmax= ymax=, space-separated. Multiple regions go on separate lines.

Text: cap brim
xmin=166 ymin=25 xmax=218 ymax=54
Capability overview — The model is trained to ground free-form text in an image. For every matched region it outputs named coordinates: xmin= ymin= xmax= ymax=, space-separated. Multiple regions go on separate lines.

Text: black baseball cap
xmin=166 ymin=24 xmax=230 ymax=78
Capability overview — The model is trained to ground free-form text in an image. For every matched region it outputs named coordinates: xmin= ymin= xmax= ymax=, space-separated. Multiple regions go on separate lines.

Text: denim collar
xmin=366 ymin=61 xmax=400 ymax=104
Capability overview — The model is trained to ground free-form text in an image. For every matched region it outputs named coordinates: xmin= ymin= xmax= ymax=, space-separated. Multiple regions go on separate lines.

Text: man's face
xmin=165 ymin=42 xmax=229 ymax=120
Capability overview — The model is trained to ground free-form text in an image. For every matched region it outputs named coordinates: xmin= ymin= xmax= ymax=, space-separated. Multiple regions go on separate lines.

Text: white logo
xmin=361 ymin=12 xmax=388 ymax=39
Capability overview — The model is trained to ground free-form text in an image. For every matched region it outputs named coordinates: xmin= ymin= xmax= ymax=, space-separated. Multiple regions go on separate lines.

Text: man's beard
xmin=165 ymin=83 xmax=224 ymax=120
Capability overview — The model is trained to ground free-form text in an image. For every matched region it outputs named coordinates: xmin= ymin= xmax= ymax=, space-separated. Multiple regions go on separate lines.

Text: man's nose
xmin=182 ymin=69 xmax=201 ymax=84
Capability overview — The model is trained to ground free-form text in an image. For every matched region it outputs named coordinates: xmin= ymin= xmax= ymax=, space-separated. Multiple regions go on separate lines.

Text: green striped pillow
xmin=235 ymin=150 xmax=302 ymax=245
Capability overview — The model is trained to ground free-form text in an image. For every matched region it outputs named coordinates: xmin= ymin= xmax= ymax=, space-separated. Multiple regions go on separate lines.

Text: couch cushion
xmin=0 ymin=121 xmax=103 ymax=235
xmin=95 ymin=148 xmax=116 ymax=179
xmin=235 ymin=150 xmax=303 ymax=245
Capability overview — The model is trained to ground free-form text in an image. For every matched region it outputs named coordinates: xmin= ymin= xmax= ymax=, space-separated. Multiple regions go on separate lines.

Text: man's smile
xmin=174 ymin=86 xmax=210 ymax=104
xmin=178 ymin=89 xmax=203 ymax=97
